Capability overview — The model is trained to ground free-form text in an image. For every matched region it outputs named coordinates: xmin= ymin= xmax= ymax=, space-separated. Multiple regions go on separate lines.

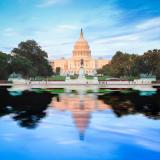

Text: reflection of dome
xmin=72 ymin=29 xmax=91 ymax=58
xmin=50 ymin=94 xmax=111 ymax=140
xmin=73 ymin=112 xmax=89 ymax=132
xmin=73 ymin=110 xmax=90 ymax=141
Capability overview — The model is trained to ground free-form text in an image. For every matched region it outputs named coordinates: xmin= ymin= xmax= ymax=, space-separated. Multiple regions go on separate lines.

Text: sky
xmin=0 ymin=0 xmax=160 ymax=60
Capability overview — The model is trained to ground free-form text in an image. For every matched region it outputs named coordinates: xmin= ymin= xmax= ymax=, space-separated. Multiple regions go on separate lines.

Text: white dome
xmin=72 ymin=29 xmax=91 ymax=59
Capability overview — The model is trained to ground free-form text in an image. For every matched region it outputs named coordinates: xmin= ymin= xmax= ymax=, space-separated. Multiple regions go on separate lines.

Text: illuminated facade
xmin=50 ymin=29 xmax=109 ymax=75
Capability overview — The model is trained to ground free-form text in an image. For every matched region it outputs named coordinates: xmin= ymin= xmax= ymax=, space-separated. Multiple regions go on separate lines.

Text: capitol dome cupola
xmin=72 ymin=29 xmax=91 ymax=59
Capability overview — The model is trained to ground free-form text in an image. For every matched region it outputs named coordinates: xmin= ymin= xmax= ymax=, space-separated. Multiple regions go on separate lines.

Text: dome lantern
xmin=80 ymin=28 xmax=84 ymax=39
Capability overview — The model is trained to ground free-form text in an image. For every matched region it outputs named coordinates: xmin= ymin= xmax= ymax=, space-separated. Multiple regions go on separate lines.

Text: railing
xmin=0 ymin=80 xmax=11 ymax=84
xmin=99 ymin=80 xmax=153 ymax=85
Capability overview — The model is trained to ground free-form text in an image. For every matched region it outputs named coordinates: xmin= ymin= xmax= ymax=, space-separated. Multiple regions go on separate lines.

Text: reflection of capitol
xmin=50 ymin=93 xmax=111 ymax=140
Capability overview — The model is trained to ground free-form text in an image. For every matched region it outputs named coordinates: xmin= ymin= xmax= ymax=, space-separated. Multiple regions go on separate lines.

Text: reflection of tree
xmin=0 ymin=87 xmax=55 ymax=128
xmin=98 ymin=90 xmax=160 ymax=120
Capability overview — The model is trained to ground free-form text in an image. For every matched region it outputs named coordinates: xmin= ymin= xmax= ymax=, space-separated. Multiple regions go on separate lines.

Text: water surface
xmin=0 ymin=87 xmax=160 ymax=160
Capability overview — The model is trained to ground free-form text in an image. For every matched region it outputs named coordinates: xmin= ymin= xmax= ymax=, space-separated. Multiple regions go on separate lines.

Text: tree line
xmin=0 ymin=40 xmax=53 ymax=80
xmin=97 ymin=49 xmax=160 ymax=79
xmin=1 ymin=40 xmax=160 ymax=80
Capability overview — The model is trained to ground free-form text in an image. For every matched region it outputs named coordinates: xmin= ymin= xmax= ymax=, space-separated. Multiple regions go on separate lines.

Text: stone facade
xmin=50 ymin=29 xmax=109 ymax=75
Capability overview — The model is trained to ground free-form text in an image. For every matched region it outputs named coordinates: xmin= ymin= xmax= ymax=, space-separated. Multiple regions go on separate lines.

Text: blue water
xmin=0 ymin=88 xmax=160 ymax=160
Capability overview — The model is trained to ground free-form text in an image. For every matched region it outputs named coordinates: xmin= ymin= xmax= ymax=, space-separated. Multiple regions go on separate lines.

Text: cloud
xmin=93 ymin=125 xmax=140 ymax=136
xmin=93 ymin=34 xmax=139 ymax=45
xmin=2 ymin=133 xmax=17 ymax=141
xmin=39 ymin=16 xmax=160 ymax=59
xmin=1 ymin=0 xmax=160 ymax=59
xmin=55 ymin=24 xmax=79 ymax=32
xmin=136 ymin=16 xmax=160 ymax=30
xmin=88 ymin=16 xmax=160 ymax=56
xmin=3 ymin=28 xmax=19 ymax=37
xmin=37 ymin=0 xmax=70 ymax=8
xmin=137 ymin=139 xmax=160 ymax=152
xmin=57 ymin=139 xmax=79 ymax=145
xmin=81 ymin=4 xmax=124 ymax=30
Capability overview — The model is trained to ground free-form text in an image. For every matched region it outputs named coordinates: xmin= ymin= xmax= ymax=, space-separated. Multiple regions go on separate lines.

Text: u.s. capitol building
xmin=50 ymin=29 xmax=109 ymax=75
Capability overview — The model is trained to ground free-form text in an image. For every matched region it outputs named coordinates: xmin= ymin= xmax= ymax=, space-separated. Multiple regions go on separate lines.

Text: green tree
xmin=9 ymin=55 xmax=33 ymax=78
xmin=98 ymin=49 xmax=160 ymax=79
xmin=138 ymin=49 xmax=160 ymax=76
xmin=155 ymin=61 xmax=160 ymax=79
xmin=12 ymin=40 xmax=53 ymax=77
xmin=111 ymin=51 xmax=138 ymax=77
xmin=97 ymin=64 xmax=112 ymax=76
xmin=0 ymin=52 xmax=10 ymax=79
xmin=99 ymin=51 xmax=138 ymax=78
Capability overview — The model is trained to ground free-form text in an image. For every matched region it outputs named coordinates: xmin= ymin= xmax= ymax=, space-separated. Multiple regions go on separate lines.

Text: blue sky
xmin=0 ymin=0 xmax=160 ymax=60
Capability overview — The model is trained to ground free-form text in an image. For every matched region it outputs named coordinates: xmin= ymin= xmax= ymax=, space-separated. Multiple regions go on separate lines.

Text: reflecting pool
xmin=0 ymin=87 xmax=160 ymax=160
